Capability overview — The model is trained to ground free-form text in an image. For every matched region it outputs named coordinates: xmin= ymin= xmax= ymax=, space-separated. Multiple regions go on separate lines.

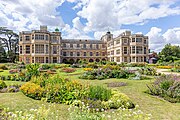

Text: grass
xmin=0 ymin=68 xmax=180 ymax=119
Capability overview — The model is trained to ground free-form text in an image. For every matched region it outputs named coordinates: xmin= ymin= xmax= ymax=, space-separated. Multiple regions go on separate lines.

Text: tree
xmin=159 ymin=44 xmax=180 ymax=62
xmin=0 ymin=27 xmax=19 ymax=62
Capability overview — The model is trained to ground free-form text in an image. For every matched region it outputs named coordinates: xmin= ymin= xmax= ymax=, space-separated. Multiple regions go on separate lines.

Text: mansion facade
xmin=19 ymin=26 xmax=149 ymax=64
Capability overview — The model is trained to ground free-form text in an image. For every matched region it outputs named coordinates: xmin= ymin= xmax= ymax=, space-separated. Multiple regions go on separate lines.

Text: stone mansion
xmin=19 ymin=26 xmax=149 ymax=64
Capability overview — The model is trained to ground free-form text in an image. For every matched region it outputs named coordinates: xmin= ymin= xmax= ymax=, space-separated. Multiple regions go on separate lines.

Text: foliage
xmin=40 ymin=64 xmax=55 ymax=70
xmin=146 ymin=75 xmax=180 ymax=103
xmin=20 ymin=82 xmax=45 ymax=100
xmin=0 ymin=64 xmax=8 ymax=70
xmin=87 ymin=63 xmax=98 ymax=69
xmin=61 ymin=68 xmax=76 ymax=73
xmin=0 ymin=27 xmax=19 ymax=62
xmin=158 ymin=44 xmax=180 ymax=63
xmin=138 ymin=67 xmax=159 ymax=76
xmin=0 ymin=69 xmax=3 ymax=72
xmin=26 ymin=63 xmax=40 ymax=77
xmin=87 ymin=86 xmax=112 ymax=101
xmin=80 ymin=68 xmax=135 ymax=80
xmin=103 ymin=90 xmax=135 ymax=109
xmin=0 ymin=84 xmax=20 ymax=93
xmin=0 ymin=80 xmax=7 ymax=89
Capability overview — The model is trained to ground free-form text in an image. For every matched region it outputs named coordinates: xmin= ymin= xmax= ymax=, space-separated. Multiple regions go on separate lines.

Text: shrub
xmin=61 ymin=68 xmax=76 ymax=73
xmin=0 ymin=80 xmax=7 ymax=89
xmin=146 ymin=75 xmax=180 ymax=103
xmin=138 ymin=67 xmax=158 ymax=76
xmin=0 ymin=64 xmax=8 ymax=70
xmin=87 ymin=86 xmax=111 ymax=101
xmin=103 ymin=90 xmax=135 ymax=109
xmin=0 ymin=69 xmax=3 ymax=72
xmin=20 ymin=82 xmax=44 ymax=100
xmin=26 ymin=63 xmax=40 ymax=77
xmin=87 ymin=63 xmax=98 ymax=69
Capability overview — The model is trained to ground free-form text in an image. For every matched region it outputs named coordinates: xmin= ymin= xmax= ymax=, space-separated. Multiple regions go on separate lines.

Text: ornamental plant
xmin=20 ymin=82 xmax=44 ymax=100
xmin=0 ymin=80 xmax=7 ymax=89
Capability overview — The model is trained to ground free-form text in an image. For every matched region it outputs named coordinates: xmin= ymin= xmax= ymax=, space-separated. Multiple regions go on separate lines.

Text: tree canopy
xmin=0 ymin=27 xmax=19 ymax=62
xmin=158 ymin=44 xmax=180 ymax=62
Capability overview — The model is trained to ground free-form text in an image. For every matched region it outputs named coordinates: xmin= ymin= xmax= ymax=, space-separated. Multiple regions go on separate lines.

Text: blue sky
xmin=0 ymin=0 xmax=180 ymax=52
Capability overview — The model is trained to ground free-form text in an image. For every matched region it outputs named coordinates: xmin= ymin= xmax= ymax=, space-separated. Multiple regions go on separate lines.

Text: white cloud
xmin=73 ymin=0 xmax=180 ymax=31
xmin=147 ymin=27 xmax=180 ymax=52
xmin=0 ymin=0 xmax=65 ymax=32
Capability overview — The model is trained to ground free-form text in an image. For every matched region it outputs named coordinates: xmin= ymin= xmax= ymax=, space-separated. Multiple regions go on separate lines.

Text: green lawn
xmin=0 ymin=68 xmax=180 ymax=120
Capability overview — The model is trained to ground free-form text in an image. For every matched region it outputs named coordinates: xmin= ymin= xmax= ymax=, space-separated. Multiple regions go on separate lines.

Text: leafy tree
xmin=159 ymin=44 xmax=180 ymax=62
xmin=0 ymin=27 xmax=19 ymax=62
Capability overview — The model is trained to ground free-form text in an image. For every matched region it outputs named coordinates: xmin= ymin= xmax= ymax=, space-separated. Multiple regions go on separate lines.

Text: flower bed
xmin=146 ymin=74 xmax=180 ymax=103
xmin=61 ymin=68 xmax=76 ymax=73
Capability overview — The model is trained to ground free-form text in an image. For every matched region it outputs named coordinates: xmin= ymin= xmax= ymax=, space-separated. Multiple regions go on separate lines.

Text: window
xmin=35 ymin=57 xmax=44 ymax=63
xmin=84 ymin=52 xmax=86 ymax=56
xmin=25 ymin=36 xmax=30 ymax=41
xmin=77 ymin=44 xmax=80 ymax=48
xmin=111 ymin=50 xmax=114 ymax=55
xmin=26 ymin=57 xmax=30 ymax=63
xmin=90 ymin=44 xmax=92 ymax=49
xmin=144 ymin=57 xmax=146 ymax=62
xmin=53 ymin=46 xmax=57 ymax=54
xmin=35 ymin=44 xmax=44 ymax=53
xmin=46 ymin=57 xmax=49 ymax=63
xmin=53 ymin=57 xmax=57 ymax=63
xmin=70 ymin=52 xmax=73 ymax=56
xmin=132 ymin=38 xmax=135 ymax=42
xmin=111 ymin=57 xmax=114 ymax=62
xmin=136 ymin=46 xmax=143 ymax=54
xmin=83 ymin=44 xmax=86 ymax=49
xmin=96 ymin=44 xmax=99 ymax=49
xmin=108 ymin=51 xmax=110 ymax=55
xmin=102 ymin=52 xmax=105 ymax=56
xmin=102 ymin=44 xmax=105 ymax=48
xmin=63 ymin=52 xmax=66 ymax=56
xmin=26 ymin=45 xmax=30 ymax=54
xmin=144 ymin=39 xmax=147 ymax=44
xmin=35 ymin=34 xmax=44 ymax=40
xmin=46 ymin=45 xmax=48 ymax=54
xmin=116 ymin=49 xmax=120 ymax=54
xmin=20 ymin=46 xmax=22 ymax=54
xmin=52 ymin=36 xmax=57 ymax=42
xmin=63 ymin=43 xmax=66 ymax=48
xmin=45 ymin=35 xmax=48 ymax=40
xmin=20 ymin=36 xmax=22 ymax=41
xmin=123 ymin=47 xmax=127 ymax=54
xmin=32 ymin=57 xmax=34 ymax=63
xmin=123 ymin=39 xmax=128 ymax=44
xmin=90 ymin=52 xmax=93 ymax=56
xmin=32 ymin=35 xmax=34 ymax=40
xmin=136 ymin=38 xmax=142 ymax=42
xmin=144 ymin=47 xmax=147 ymax=54
xmin=116 ymin=39 xmax=120 ymax=44
xmin=32 ymin=45 xmax=34 ymax=53
xmin=124 ymin=57 xmax=127 ymax=62
xmin=116 ymin=57 xmax=120 ymax=62
xmin=132 ymin=46 xmax=135 ymax=54
xmin=96 ymin=52 xmax=99 ymax=56
xmin=70 ymin=44 xmax=73 ymax=48
xmin=77 ymin=52 xmax=80 ymax=56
